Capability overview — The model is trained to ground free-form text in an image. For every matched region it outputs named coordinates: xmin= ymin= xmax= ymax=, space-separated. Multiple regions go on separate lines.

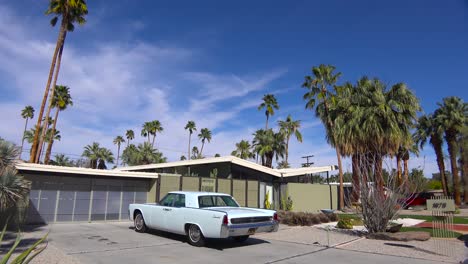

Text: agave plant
xmin=0 ymin=219 xmax=48 ymax=263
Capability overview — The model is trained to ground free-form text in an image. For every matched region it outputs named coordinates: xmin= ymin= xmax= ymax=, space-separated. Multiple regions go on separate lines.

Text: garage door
xmin=26 ymin=175 xmax=150 ymax=224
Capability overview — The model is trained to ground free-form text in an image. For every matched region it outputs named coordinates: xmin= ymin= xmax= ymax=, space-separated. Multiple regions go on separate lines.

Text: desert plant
xmin=336 ymin=219 xmax=353 ymax=229
xmin=281 ymin=195 xmax=293 ymax=211
xmin=0 ymin=220 xmax=48 ymax=263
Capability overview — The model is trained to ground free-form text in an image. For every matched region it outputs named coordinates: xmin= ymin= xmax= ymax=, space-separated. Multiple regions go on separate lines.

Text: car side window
xmin=173 ymin=194 xmax=185 ymax=208
xmin=198 ymin=196 xmax=214 ymax=208
xmin=160 ymin=193 xmax=176 ymax=207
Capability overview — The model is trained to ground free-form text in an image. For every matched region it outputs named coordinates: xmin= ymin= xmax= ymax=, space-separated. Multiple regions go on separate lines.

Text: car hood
xmin=205 ymin=207 xmax=272 ymax=218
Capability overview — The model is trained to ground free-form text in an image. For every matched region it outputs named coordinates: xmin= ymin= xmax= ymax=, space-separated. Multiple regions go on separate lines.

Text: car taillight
xmin=223 ymin=215 xmax=229 ymax=225
xmin=273 ymin=213 xmax=278 ymax=221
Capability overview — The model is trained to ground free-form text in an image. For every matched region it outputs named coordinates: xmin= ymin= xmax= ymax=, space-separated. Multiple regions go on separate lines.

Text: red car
xmin=401 ymin=192 xmax=434 ymax=209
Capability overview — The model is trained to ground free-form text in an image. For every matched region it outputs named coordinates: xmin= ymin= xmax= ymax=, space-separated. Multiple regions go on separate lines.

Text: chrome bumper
xmin=220 ymin=221 xmax=279 ymax=238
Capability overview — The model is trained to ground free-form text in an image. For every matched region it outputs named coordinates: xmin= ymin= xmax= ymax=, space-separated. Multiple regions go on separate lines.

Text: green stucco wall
xmin=286 ymin=183 xmax=338 ymax=212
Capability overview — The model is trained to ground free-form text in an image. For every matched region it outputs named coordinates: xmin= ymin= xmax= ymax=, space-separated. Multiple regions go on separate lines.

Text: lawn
xmin=399 ymin=227 xmax=462 ymax=238
xmin=398 ymin=214 xmax=468 ymax=224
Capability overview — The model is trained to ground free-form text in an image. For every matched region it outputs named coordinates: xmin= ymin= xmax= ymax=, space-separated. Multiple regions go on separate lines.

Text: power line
xmin=301 ymin=154 xmax=314 ymax=167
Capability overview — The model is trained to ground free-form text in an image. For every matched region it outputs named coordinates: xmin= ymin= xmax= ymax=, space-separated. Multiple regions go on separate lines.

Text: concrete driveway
xmin=5 ymin=222 xmax=463 ymax=264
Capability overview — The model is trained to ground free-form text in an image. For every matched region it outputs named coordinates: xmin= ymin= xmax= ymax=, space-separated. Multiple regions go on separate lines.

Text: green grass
xmin=337 ymin=214 xmax=363 ymax=225
xmin=399 ymin=226 xmax=462 ymax=238
xmin=398 ymin=214 xmax=468 ymax=224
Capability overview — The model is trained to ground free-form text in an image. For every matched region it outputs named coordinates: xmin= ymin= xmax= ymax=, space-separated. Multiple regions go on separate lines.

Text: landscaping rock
xmin=367 ymin=231 xmax=430 ymax=241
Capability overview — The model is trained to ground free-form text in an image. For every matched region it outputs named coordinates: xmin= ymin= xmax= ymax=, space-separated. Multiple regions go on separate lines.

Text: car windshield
xmin=198 ymin=195 xmax=239 ymax=208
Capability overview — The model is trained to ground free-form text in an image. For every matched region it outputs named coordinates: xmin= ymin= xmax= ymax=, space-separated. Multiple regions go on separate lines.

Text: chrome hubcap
xmin=135 ymin=214 xmax=144 ymax=230
xmin=189 ymin=225 xmax=201 ymax=242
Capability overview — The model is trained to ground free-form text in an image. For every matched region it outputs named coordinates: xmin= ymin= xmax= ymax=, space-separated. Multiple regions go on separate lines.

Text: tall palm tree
xmin=231 ymin=140 xmax=255 ymax=160
xmin=50 ymin=153 xmax=74 ymax=167
xmin=278 ymin=114 xmax=303 ymax=165
xmin=149 ymin=120 xmax=163 ymax=148
xmin=31 ymin=0 xmax=88 ymax=163
xmin=113 ymin=136 xmax=125 ymax=167
xmin=141 ymin=122 xmax=152 ymax=143
xmin=44 ymin=85 xmax=73 ymax=164
xmin=414 ymin=114 xmax=448 ymax=195
xmin=198 ymin=128 xmax=212 ymax=157
xmin=185 ymin=121 xmax=197 ymax=160
xmin=302 ymin=64 xmax=345 ymax=208
xmin=436 ymin=96 xmax=467 ymax=205
xmin=125 ymin=129 xmax=135 ymax=147
xmin=20 ymin=106 xmax=34 ymax=159
xmin=252 ymin=129 xmax=285 ymax=168
xmin=258 ymin=94 xmax=279 ymax=129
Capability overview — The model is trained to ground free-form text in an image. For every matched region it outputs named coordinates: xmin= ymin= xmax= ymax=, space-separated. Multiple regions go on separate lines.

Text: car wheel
xmin=134 ymin=212 xmax=147 ymax=233
xmin=233 ymin=235 xmax=249 ymax=243
xmin=187 ymin=224 xmax=205 ymax=247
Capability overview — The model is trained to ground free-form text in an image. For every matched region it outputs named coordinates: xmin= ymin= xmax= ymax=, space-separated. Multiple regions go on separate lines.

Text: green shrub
xmin=264 ymin=191 xmax=272 ymax=209
xmin=336 ymin=219 xmax=353 ymax=229
xmin=281 ymin=195 xmax=293 ymax=211
xmin=278 ymin=211 xmax=335 ymax=226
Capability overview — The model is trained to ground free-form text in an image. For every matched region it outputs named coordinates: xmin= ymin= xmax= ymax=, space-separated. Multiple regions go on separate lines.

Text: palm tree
xmin=231 ymin=140 xmax=255 ymax=160
xmin=414 ymin=114 xmax=448 ymax=195
xmin=198 ymin=128 xmax=212 ymax=157
xmin=302 ymin=64 xmax=344 ymax=209
xmin=24 ymin=126 xmax=61 ymax=145
xmin=82 ymin=142 xmax=114 ymax=169
xmin=258 ymin=94 xmax=279 ymax=129
xmin=31 ymin=0 xmax=88 ymax=163
xmin=121 ymin=143 xmax=166 ymax=166
xmin=278 ymin=115 xmax=303 ymax=165
xmin=191 ymin=146 xmax=200 ymax=160
xmin=20 ymin=106 xmax=34 ymax=159
xmin=50 ymin=153 xmax=74 ymax=166
xmin=252 ymin=129 xmax=285 ymax=168
xmin=150 ymin=120 xmax=163 ymax=148
xmin=126 ymin=130 xmax=135 ymax=147
xmin=0 ymin=139 xmax=30 ymax=213
xmin=141 ymin=122 xmax=152 ymax=143
xmin=436 ymin=96 xmax=467 ymax=205
xmin=185 ymin=121 xmax=197 ymax=160
xmin=113 ymin=136 xmax=125 ymax=167
xmin=44 ymin=85 xmax=73 ymax=164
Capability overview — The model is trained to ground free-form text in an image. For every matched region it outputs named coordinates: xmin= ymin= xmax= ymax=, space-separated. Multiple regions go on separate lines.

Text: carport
xmin=15 ymin=163 xmax=158 ymax=224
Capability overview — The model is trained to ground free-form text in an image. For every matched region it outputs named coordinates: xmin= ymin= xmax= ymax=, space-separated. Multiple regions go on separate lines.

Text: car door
xmin=163 ymin=194 xmax=186 ymax=234
xmin=150 ymin=193 xmax=176 ymax=230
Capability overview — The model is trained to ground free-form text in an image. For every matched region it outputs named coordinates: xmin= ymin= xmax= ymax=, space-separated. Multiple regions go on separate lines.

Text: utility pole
xmin=301 ymin=155 xmax=314 ymax=167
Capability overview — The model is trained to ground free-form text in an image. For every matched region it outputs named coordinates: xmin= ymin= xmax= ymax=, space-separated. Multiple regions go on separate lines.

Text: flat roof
xmin=16 ymin=162 xmax=159 ymax=179
xmin=114 ymin=156 xmax=336 ymax=178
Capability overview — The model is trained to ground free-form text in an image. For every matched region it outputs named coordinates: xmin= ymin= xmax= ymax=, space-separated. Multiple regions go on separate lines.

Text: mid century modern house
xmin=16 ymin=156 xmax=338 ymax=224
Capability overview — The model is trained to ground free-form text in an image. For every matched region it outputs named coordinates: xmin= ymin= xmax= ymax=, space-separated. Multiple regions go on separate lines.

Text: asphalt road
xmin=11 ymin=222 xmax=462 ymax=264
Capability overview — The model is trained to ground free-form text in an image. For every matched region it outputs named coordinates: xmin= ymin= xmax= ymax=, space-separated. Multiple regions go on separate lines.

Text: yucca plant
xmin=0 ymin=219 xmax=48 ymax=263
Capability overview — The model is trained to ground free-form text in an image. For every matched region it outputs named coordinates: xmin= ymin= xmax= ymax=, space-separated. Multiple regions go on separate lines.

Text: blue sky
xmin=0 ymin=0 xmax=467 ymax=175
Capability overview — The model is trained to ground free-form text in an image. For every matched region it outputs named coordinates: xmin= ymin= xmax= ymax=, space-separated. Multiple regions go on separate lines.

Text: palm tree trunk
xmin=36 ymin=29 xmax=67 ymax=163
xmin=374 ymin=153 xmax=385 ymax=196
xmin=152 ymin=134 xmax=156 ymax=148
xmin=432 ymin=138 xmax=448 ymax=195
xmin=351 ymin=154 xmax=360 ymax=203
xmin=447 ymin=134 xmax=461 ymax=205
xmin=44 ymin=107 xmax=60 ymax=164
xmin=117 ymin=144 xmax=121 ymax=167
xmin=19 ymin=118 xmax=29 ymax=159
xmin=396 ymin=155 xmax=402 ymax=186
xmin=285 ymin=136 xmax=290 ymax=165
xmin=335 ymin=146 xmax=345 ymax=209
xmin=403 ymin=158 xmax=409 ymax=186
xmin=200 ymin=141 xmax=205 ymax=157
xmin=30 ymin=20 xmax=66 ymax=163
xmin=188 ymin=133 xmax=191 ymax=160
xmin=265 ymin=115 xmax=269 ymax=130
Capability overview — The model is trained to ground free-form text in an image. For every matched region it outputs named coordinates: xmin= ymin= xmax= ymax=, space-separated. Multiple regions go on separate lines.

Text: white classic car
xmin=129 ymin=191 xmax=279 ymax=246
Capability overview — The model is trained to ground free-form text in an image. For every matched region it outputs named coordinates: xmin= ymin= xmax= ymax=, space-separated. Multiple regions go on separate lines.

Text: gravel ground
xmin=337 ymin=237 xmax=465 ymax=263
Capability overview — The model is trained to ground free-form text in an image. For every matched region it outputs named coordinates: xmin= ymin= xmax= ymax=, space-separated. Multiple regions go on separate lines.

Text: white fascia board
xmin=16 ymin=163 xmax=158 ymax=179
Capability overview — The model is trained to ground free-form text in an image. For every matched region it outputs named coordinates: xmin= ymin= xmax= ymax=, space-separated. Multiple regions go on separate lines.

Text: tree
xmin=185 ymin=121 xmax=196 ymax=160
xmin=31 ymin=0 xmax=88 ymax=163
xmin=141 ymin=122 xmax=152 ymax=144
xmin=214 ymin=153 xmax=221 ymax=157
xmin=149 ymin=120 xmax=163 ymax=148
xmin=113 ymin=136 xmax=125 ymax=167
xmin=0 ymin=139 xmax=30 ymax=216
xmin=125 ymin=129 xmax=135 ymax=147
xmin=49 ymin=153 xmax=74 ymax=167
xmin=302 ymin=64 xmax=344 ymax=209
xmin=180 ymin=155 xmax=187 ymax=161
xmin=82 ymin=142 xmax=114 ymax=169
xmin=20 ymin=106 xmax=34 ymax=159
xmin=436 ymin=96 xmax=467 ymax=205
xmin=231 ymin=140 xmax=255 ymax=160
xmin=252 ymin=129 xmax=285 ymax=168
xmin=191 ymin=146 xmax=201 ymax=160
xmin=414 ymin=114 xmax=449 ymax=195
xmin=121 ymin=143 xmax=166 ymax=166
xmin=198 ymin=128 xmax=212 ymax=157
xmin=258 ymin=94 xmax=279 ymax=129
xmin=44 ymin=85 xmax=73 ymax=164
xmin=278 ymin=114 xmax=302 ymax=165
